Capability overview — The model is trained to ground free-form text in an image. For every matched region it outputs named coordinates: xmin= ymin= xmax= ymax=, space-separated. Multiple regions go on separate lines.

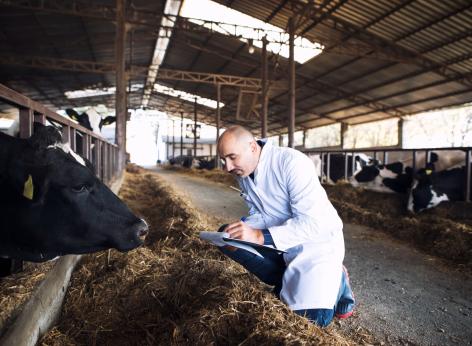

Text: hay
xmin=325 ymin=184 xmax=472 ymax=267
xmin=0 ymin=261 xmax=55 ymax=335
xmin=40 ymin=169 xmax=354 ymax=345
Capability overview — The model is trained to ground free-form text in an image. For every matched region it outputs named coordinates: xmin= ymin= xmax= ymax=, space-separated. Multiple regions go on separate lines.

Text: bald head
xmin=218 ymin=126 xmax=261 ymax=177
xmin=218 ymin=125 xmax=254 ymax=148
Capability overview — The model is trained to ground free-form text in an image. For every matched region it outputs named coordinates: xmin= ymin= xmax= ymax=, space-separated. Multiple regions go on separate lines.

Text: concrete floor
xmin=151 ymin=167 xmax=472 ymax=346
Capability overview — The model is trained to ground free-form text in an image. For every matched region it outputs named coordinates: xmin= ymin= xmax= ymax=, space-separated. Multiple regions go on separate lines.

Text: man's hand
xmin=224 ymin=221 xmax=264 ymax=245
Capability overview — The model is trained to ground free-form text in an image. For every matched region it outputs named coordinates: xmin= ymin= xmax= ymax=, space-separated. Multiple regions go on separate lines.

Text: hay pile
xmin=40 ymin=170 xmax=353 ymax=345
xmin=326 ymin=183 xmax=472 ymax=266
xmin=0 ymin=261 xmax=55 ymax=335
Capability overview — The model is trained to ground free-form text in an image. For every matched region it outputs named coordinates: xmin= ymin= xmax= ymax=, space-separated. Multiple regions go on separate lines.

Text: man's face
xmin=218 ymin=137 xmax=257 ymax=177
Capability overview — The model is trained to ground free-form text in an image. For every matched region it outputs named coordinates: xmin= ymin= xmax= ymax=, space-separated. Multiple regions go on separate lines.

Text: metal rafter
xmin=0 ymin=54 xmax=285 ymax=89
xmin=265 ymin=0 xmax=471 ymax=128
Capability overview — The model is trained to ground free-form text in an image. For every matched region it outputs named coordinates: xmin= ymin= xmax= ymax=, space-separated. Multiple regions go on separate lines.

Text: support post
xmin=341 ymin=123 xmax=348 ymax=149
xmin=194 ymin=98 xmax=197 ymax=158
xmin=261 ymin=36 xmax=268 ymax=138
xmin=180 ymin=112 xmax=184 ymax=157
xmin=19 ymin=108 xmax=33 ymax=138
xmin=115 ymin=0 xmax=127 ymax=172
xmin=288 ymin=17 xmax=295 ymax=148
xmin=172 ymin=119 xmax=175 ymax=158
xmin=216 ymin=83 xmax=221 ymax=168
xmin=398 ymin=118 xmax=404 ymax=148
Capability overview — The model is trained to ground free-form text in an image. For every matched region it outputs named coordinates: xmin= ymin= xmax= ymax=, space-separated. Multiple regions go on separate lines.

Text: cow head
xmin=65 ymin=108 xmax=93 ymax=132
xmin=407 ymin=163 xmax=448 ymax=213
xmin=1 ymin=123 xmax=148 ymax=262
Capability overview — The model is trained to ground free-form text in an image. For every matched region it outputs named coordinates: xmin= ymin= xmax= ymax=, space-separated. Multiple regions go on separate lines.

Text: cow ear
xmin=65 ymin=108 xmax=80 ymax=121
xmin=29 ymin=123 xmax=62 ymax=150
xmin=103 ymin=116 xmax=116 ymax=125
xmin=430 ymin=152 xmax=438 ymax=163
xmin=10 ymin=162 xmax=50 ymax=205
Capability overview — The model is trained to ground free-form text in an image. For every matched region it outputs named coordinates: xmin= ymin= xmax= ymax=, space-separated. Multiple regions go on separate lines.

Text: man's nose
xmin=225 ymin=161 xmax=233 ymax=172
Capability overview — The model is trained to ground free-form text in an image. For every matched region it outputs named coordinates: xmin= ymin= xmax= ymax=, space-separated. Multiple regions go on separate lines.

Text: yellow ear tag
xmin=425 ymin=169 xmax=432 ymax=175
xmin=23 ymin=175 xmax=34 ymax=200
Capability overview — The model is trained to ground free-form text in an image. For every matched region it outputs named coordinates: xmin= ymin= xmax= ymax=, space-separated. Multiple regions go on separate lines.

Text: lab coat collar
xmin=253 ymin=138 xmax=270 ymax=181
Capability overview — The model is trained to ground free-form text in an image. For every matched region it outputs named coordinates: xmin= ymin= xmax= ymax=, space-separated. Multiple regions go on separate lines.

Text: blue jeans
xmin=218 ymin=225 xmax=354 ymax=327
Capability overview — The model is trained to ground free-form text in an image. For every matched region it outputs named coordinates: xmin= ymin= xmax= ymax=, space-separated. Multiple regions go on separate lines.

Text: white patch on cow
xmin=86 ymin=108 xmax=102 ymax=133
xmin=350 ymin=166 xmax=400 ymax=193
xmin=378 ymin=166 xmax=399 ymax=179
xmin=407 ymin=180 xmax=417 ymax=212
xmin=427 ymin=190 xmax=449 ymax=210
xmin=352 ymin=175 xmax=397 ymax=193
xmin=47 ymin=142 xmax=86 ymax=166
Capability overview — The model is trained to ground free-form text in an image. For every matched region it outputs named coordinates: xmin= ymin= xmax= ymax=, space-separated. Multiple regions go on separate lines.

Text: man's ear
xmin=250 ymin=140 xmax=258 ymax=152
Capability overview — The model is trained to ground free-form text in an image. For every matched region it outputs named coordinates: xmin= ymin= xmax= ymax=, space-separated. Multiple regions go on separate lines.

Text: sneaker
xmin=335 ymin=265 xmax=355 ymax=319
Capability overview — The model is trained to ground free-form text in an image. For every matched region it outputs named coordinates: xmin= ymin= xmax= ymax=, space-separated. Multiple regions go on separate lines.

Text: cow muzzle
xmin=134 ymin=219 xmax=149 ymax=241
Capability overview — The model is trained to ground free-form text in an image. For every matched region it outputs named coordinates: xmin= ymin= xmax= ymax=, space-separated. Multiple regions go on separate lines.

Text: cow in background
xmin=0 ymin=123 xmax=148 ymax=263
xmin=408 ymin=163 xmax=468 ymax=213
xmin=65 ymin=108 xmax=116 ymax=134
xmin=349 ymin=161 xmax=414 ymax=193
xmin=349 ymin=150 xmax=466 ymax=194
xmin=308 ymin=153 xmax=372 ymax=184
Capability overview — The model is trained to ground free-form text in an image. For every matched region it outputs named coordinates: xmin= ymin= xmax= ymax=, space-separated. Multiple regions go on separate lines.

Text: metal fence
xmin=303 ymin=147 xmax=472 ymax=202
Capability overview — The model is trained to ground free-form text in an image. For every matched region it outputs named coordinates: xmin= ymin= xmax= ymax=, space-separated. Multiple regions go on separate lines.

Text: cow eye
xmin=72 ymin=185 xmax=89 ymax=193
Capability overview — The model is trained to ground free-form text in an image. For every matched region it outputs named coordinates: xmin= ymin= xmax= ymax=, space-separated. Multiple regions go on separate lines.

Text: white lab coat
xmin=238 ymin=140 xmax=344 ymax=310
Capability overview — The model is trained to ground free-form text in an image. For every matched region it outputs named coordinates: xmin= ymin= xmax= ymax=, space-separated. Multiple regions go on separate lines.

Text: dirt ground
xmin=153 ymin=166 xmax=472 ymax=346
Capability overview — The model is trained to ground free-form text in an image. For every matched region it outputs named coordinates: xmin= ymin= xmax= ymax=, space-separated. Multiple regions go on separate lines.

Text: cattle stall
xmin=303 ymin=147 xmax=472 ymax=202
xmin=0 ymin=84 xmax=119 ymax=185
xmin=0 ymin=85 xmax=124 ymax=344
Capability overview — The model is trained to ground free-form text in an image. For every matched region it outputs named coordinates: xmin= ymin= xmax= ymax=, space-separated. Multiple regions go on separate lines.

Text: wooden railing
xmin=0 ymin=83 xmax=119 ymax=184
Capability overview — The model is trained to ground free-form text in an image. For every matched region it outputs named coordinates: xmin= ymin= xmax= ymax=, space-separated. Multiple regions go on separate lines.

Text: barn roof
xmin=0 ymin=0 xmax=471 ymax=136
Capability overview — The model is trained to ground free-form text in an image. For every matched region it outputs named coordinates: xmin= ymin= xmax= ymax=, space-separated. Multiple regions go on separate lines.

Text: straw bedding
xmin=40 ymin=168 xmax=355 ymax=345
xmin=0 ymin=261 xmax=55 ymax=335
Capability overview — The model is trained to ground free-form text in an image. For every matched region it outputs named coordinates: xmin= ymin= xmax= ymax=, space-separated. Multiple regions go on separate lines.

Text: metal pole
xmin=216 ymin=83 xmax=221 ymax=168
xmin=261 ymin=36 xmax=268 ymax=138
xmin=194 ymin=97 xmax=197 ymax=158
xmin=180 ymin=112 xmax=184 ymax=157
xmin=288 ymin=17 xmax=295 ymax=148
xmin=341 ymin=123 xmax=347 ymax=149
xmin=115 ymin=0 xmax=127 ymax=172
xmin=466 ymin=149 xmax=471 ymax=202
xmin=398 ymin=118 xmax=404 ymax=148
xmin=166 ymin=119 xmax=170 ymax=160
xmin=172 ymin=119 xmax=175 ymax=158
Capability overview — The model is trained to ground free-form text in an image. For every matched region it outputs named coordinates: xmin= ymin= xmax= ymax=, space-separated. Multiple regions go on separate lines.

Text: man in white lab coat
xmin=217 ymin=125 xmax=354 ymax=327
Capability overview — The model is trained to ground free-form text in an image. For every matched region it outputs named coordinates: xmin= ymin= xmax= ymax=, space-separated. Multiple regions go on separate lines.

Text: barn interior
xmin=0 ymin=1 xmax=471 ymax=345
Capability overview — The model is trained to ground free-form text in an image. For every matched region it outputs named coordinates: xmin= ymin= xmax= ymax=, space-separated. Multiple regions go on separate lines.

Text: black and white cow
xmin=65 ymin=108 xmax=116 ymax=133
xmin=349 ymin=161 xmax=414 ymax=193
xmin=0 ymin=123 xmax=148 ymax=262
xmin=349 ymin=151 xmax=466 ymax=194
xmin=309 ymin=153 xmax=372 ymax=183
xmin=407 ymin=164 xmax=468 ymax=213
